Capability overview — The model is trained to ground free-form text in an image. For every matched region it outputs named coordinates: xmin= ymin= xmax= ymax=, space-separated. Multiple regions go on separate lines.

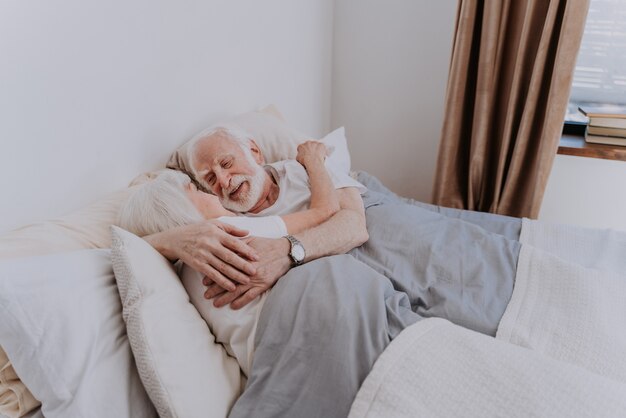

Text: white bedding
xmin=498 ymin=220 xmax=626 ymax=383
xmin=349 ymin=318 xmax=626 ymax=418
xmin=350 ymin=219 xmax=626 ymax=417
xmin=516 ymin=217 xmax=626 ymax=271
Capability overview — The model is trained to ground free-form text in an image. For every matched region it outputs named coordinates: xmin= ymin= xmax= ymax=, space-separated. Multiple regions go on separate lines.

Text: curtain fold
xmin=432 ymin=0 xmax=589 ymax=218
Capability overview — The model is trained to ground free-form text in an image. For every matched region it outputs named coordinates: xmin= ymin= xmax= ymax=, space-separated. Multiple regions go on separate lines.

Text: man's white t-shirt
xmin=181 ymin=160 xmax=366 ymax=376
xmin=252 ymin=159 xmax=367 ymax=217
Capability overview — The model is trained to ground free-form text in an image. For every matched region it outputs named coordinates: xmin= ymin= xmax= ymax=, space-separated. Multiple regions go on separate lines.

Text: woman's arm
xmin=281 ymin=141 xmax=340 ymax=234
xmin=143 ymin=220 xmax=258 ymax=291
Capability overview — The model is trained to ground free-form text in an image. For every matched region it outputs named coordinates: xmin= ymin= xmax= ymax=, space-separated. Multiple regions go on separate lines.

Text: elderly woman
xmin=118 ymin=141 xmax=339 ymax=376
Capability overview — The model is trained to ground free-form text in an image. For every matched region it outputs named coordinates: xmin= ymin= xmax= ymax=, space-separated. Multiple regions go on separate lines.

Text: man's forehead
xmin=194 ymin=134 xmax=242 ymax=166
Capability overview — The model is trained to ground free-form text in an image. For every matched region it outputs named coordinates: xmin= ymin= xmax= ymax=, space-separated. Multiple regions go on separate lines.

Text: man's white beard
xmin=220 ymin=165 xmax=266 ymax=213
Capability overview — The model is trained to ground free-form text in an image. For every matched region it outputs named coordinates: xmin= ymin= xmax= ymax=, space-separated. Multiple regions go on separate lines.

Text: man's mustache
xmin=223 ymin=175 xmax=248 ymax=199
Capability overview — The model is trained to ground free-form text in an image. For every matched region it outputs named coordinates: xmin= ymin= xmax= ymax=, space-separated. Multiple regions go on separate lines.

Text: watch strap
xmin=284 ymin=235 xmax=305 ymax=266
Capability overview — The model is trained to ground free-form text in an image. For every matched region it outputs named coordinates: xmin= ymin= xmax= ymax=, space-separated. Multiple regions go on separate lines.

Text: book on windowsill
xmin=578 ymin=104 xmax=626 ymax=119
xmin=586 ymin=125 xmax=626 ymax=138
xmin=584 ymin=133 xmax=626 ymax=147
xmin=587 ymin=117 xmax=626 ymax=130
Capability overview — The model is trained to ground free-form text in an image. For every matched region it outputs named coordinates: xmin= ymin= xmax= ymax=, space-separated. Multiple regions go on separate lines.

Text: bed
xmin=1 ymin=109 xmax=625 ymax=418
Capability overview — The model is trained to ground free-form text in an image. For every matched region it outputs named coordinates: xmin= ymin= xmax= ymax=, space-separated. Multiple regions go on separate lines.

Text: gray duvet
xmin=228 ymin=172 xmax=521 ymax=418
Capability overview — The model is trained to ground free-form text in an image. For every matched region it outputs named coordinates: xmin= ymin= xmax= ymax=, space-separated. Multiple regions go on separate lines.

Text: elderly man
xmin=145 ymin=126 xmax=368 ymax=308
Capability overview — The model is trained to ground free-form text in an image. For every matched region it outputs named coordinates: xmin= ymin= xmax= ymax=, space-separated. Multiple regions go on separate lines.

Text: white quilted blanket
xmin=498 ymin=219 xmax=626 ymax=383
xmin=349 ymin=219 xmax=626 ymax=417
xmin=349 ymin=318 xmax=626 ymax=418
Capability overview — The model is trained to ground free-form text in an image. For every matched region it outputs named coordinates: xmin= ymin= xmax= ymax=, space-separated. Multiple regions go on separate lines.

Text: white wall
xmin=0 ymin=0 xmax=333 ymax=233
xmin=540 ymin=155 xmax=626 ymax=231
xmin=5 ymin=0 xmax=621 ymax=235
xmin=331 ymin=0 xmax=458 ymax=201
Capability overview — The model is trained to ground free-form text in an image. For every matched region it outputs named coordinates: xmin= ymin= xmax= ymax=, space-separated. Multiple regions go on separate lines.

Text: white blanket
xmin=349 ymin=318 xmax=626 ymax=418
xmin=497 ymin=219 xmax=626 ymax=383
xmin=349 ymin=219 xmax=626 ymax=417
xmin=516 ymin=218 xmax=626 ymax=272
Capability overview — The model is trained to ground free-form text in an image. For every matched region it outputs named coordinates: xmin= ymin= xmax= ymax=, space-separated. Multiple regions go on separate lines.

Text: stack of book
xmin=578 ymin=104 xmax=626 ymax=146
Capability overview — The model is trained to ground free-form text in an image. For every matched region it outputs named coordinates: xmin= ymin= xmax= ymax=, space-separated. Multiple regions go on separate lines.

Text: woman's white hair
xmin=117 ymin=170 xmax=203 ymax=237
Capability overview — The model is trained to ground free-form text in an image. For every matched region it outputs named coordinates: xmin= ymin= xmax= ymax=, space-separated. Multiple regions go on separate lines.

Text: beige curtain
xmin=432 ymin=0 xmax=589 ymax=218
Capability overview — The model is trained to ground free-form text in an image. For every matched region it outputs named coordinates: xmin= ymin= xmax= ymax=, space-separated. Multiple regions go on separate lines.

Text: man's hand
xmin=144 ymin=220 xmax=259 ymax=291
xmin=296 ymin=140 xmax=327 ymax=169
xmin=203 ymin=236 xmax=291 ymax=309
xmin=202 ymin=188 xmax=368 ymax=308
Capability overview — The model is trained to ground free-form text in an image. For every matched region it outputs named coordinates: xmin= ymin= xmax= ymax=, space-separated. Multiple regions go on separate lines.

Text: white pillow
xmin=227 ymin=106 xmax=309 ymax=163
xmin=0 ymin=249 xmax=156 ymax=418
xmin=166 ymin=106 xmax=355 ymax=188
xmin=166 ymin=105 xmax=309 ymax=176
xmin=110 ymin=226 xmax=242 ymax=418
xmin=0 ymin=181 xmax=157 ymax=417
xmin=320 ymin=127 xmax=351 ymax=174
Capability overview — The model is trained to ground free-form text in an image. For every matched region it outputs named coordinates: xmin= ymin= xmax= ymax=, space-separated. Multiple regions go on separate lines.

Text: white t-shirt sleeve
xmin=217 ymin=215 xmax=287 ymax=239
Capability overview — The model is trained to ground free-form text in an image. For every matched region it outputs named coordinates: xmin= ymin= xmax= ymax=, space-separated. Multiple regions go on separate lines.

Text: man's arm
xmin=143 ymin=220 xmax=259 ymax=291
xmin=206 ymin=187 xmax=368 ymax=308
xmin=295 ymin=187 xmax=368 ymax=260
xmin=282 ymin=141 xmax=340 ymax=234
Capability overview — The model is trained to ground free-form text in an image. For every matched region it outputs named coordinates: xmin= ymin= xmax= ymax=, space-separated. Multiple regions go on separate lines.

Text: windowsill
xmin=558 ymin=134 xmax=626 ymax=162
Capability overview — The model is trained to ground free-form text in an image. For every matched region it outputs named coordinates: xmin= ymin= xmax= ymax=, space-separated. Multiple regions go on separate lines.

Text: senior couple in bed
xmin=119 ymin=126 xmax=520 ymax=418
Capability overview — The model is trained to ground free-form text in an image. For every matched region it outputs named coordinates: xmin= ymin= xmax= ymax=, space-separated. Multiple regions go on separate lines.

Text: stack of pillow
xmin=0 ymin=106 xmax=352 ymax=418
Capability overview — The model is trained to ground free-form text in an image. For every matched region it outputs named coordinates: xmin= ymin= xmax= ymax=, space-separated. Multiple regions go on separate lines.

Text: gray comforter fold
xmin=229 ymin=172 xmax=522 ymax=418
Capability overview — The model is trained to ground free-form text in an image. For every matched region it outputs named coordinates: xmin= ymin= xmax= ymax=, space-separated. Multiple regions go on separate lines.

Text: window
xmin=565 ymin=0 xmax=626 ymax=123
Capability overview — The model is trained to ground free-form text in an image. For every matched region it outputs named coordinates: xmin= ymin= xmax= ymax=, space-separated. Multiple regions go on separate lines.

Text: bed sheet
xmin=349 ymin=219 xmax=626 ymax=417
xmin=354 ymin=171 xmax=522 ymax=240
xmin=229 ymin=172 xmax=522 ymax=418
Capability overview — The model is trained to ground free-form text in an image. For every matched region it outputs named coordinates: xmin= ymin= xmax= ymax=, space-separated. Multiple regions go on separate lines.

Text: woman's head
xmin=118 ymin=170 xmax=230 ymax=236
xmin=184 ymin=179 xmax=231 ymax=219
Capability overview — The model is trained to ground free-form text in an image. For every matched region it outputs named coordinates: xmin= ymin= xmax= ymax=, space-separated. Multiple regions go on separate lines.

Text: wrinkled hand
xmin=296 ymin=140 xmax=327 ymax=169
xmin=203 ymin=236 xmax=291 ymax=309
xmin=147 ymin=220 xmax=258 ymax=292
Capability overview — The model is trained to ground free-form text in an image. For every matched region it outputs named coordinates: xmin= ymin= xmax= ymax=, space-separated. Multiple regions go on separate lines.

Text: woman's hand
xmin=144 ymin=220 xmax=259 ymax=291
xmin=296 ymin=141 xmax=327 ymax=169
xmin=203 ymin=236 xmax=291 ymax=309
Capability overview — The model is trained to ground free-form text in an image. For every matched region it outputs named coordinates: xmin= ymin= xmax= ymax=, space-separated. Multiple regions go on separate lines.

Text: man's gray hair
xmin=117 ymin=170 xmax=203 ymax=237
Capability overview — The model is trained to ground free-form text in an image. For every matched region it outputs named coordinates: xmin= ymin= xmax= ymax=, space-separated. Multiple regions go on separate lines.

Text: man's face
xmin=193 ymin=132 xmax=267 ymax=213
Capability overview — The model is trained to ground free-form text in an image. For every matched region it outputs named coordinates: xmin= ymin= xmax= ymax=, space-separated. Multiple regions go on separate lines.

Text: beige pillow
xmin=0 ymin=349 xmax=39 ymax=418
xmin=0 ymin=188 xmax=140 ymax=261
xmin=110 ymin=226 xmax=242 ymax=418
xmin=166 ymin=105 xmax=310 ymax=180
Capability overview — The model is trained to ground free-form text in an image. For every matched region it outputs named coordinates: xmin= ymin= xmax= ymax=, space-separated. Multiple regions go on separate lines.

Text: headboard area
xmin=0 ymin=0 xmax=334 ymax=234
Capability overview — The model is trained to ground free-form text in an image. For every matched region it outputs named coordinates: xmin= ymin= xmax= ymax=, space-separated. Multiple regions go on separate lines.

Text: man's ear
xmin=248 ymin=139 xmax=265 ymax=165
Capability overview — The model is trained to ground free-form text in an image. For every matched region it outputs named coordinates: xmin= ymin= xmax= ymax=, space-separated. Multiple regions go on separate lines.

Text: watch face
xmin=292 ymin=244 xmax=305 ymax=262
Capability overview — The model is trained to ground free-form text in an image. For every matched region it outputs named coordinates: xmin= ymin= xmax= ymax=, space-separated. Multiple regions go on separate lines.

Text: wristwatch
xmin=284 ymin=235 xmax=305 ymax=266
